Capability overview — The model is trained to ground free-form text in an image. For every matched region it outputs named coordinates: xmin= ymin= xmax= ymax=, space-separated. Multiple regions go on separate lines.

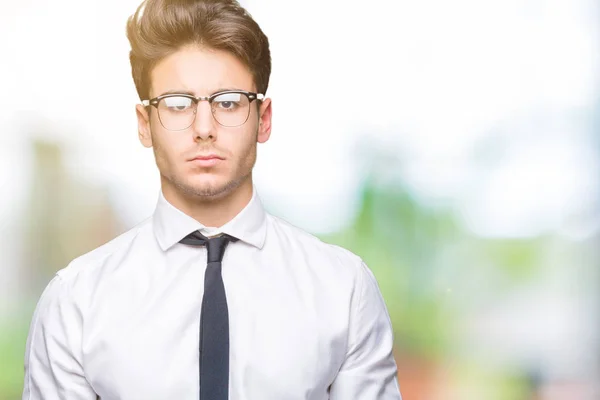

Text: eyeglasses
xmin=142 ymin=90 xmax=264 ymax=130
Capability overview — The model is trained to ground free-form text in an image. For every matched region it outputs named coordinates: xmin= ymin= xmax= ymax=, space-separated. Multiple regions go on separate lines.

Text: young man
xmin=22 ymin=0 xmax=402 ymax=399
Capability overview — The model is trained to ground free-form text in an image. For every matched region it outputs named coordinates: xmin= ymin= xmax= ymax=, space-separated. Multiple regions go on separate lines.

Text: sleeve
xmin=329 ymin=260 xmax=402 ymax=399
xmin=22 ymin=275 xmax=98 ymax=400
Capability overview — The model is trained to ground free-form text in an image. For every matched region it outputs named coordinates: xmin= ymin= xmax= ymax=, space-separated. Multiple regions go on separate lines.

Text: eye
xmin=219 ymin=101 xmax=235 ymax=110
xmin=213 ymin=93 xmax=243 ymax=111
xmin=160 ymin=96 xmax=194 ymax=112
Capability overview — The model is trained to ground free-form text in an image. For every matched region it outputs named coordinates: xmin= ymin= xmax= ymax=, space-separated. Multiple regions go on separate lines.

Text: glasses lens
xmin=212 ymin=92 xmax=251 ymax=127
xmin=157 ymin=96 xmax=195 ymax=130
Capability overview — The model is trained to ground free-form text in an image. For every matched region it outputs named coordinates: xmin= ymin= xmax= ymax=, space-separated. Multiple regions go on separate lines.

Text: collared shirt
xmin=22 ymin=186 xmax=402 ymax=400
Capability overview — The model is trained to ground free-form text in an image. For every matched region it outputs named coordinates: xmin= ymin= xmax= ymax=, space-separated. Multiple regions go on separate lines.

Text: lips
xmin=189 ymin=154 xmax=224 ymax=161
xmin=188 ymin=153 xmax=224 ymax=167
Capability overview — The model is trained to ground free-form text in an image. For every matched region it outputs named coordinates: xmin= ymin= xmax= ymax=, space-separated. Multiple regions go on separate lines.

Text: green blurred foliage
xmin=321 ymin=180 xmax=549 ymax=387
xmin=0 ymin=316 xmax=30 ymax=400
xmin=321 ymin=181 xmax=458 ymax=359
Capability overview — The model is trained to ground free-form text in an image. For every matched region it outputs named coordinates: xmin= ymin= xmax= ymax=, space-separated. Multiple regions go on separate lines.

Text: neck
xmin=161 ymin=176 xmax=254 ymax=228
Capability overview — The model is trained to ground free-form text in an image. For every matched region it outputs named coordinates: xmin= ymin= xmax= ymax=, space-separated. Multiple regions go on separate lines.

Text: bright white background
xmin=1 ymin=0 xmax=598 ymax=237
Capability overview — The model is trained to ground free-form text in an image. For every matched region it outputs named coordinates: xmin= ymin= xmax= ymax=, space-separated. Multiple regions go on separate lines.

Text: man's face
xmin=136 ymin=45 xmax=272 ymax=201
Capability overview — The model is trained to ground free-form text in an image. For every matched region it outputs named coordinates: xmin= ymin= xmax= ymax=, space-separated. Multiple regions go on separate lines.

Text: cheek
xmin=221 ymin=126 xmax=251 ymax=149
xmin=233 ymin=131 xmax=258 ymax=161
xmin=152 ymin=130 xmax=182 ymax=164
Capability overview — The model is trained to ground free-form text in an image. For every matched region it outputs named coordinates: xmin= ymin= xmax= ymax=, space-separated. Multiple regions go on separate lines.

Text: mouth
xmin=188 ymin=154 xmax=224 ymax=167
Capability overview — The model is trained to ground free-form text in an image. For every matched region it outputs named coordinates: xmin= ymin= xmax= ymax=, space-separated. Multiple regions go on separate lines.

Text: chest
xmin=81 ymin=262 xmax=347 ymax=399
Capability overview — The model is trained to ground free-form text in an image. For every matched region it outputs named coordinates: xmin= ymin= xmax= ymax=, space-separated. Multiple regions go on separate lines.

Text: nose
xmin=192 ymin=101 xmax=217 ymax=141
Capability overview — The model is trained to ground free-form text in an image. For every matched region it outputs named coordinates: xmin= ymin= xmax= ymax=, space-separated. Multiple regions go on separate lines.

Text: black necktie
xmin=180 ymin=231 xmax=238 ymax=400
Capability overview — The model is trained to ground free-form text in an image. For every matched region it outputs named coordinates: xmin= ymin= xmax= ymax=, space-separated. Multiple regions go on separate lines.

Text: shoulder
xmin=264 ymin=213 xmax=388 ymax=320
xmin=265 ymin=213 xmax=365 ymax=273
xmin=55 ymin=217 xmax=152 ymax=284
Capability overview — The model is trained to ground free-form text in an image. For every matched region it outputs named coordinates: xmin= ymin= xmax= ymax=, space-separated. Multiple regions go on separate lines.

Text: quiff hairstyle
xmin=126 ymin=0 xmax=271 ymax=101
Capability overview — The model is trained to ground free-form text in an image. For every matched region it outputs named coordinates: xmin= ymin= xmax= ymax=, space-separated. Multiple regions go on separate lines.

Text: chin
xmin=182 ymin=177 xmax=237 ymax=198
xmin=169 ymin=167 xmax=248 ymax=197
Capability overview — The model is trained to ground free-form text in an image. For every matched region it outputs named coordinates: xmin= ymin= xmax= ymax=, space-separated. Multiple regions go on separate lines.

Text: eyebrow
xmin=156 ymin=87 xmax=245 ymax=97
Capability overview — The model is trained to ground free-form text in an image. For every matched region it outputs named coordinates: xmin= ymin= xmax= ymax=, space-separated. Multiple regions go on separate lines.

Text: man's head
xmin=126 ymin=0 xmax=272 ymax=202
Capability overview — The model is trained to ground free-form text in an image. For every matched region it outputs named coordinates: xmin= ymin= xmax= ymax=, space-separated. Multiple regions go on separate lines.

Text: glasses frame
xmin=141 ymin=90 xmax=265 ymax=130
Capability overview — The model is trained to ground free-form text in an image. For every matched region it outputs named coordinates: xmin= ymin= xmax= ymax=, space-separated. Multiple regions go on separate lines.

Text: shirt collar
xmin=152 ymin=185 xmax=267 ymax=251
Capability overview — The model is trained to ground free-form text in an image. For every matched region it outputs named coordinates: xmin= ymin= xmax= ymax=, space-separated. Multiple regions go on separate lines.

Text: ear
xmin=257 ymin=98 xmax=272 ymax=144
xmin=136 ymin=104 xmax=153 ymax=148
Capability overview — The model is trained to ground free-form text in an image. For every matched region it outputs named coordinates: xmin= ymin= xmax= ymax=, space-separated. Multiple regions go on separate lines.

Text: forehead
xmin=150 ymin=45 xmax=255 ymax=97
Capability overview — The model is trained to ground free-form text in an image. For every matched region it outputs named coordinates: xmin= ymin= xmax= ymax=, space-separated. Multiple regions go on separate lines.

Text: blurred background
xmin=1 ymin=0 xmax=599 ymax=399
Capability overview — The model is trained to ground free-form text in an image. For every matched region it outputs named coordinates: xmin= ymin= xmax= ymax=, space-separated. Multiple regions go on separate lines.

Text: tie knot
xmin=179 ymin=231 xmax=238 ymax=263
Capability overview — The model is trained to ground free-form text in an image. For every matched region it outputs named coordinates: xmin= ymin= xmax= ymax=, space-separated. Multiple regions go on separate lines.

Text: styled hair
xmin=126 ymin=0 xmax=271 ymax=100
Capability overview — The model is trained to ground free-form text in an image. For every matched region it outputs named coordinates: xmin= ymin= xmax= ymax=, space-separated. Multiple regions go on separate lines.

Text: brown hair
xmin=126 ymin=0 xmax=271 ymax=100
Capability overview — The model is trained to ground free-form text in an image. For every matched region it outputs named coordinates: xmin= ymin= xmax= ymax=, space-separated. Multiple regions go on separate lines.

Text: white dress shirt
xmin=23 ymin=186 xmax=402 ymax=400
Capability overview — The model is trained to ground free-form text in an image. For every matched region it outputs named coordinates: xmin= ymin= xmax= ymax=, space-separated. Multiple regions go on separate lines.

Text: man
xmin=22 ymin=0 xmax=402 ymax=399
